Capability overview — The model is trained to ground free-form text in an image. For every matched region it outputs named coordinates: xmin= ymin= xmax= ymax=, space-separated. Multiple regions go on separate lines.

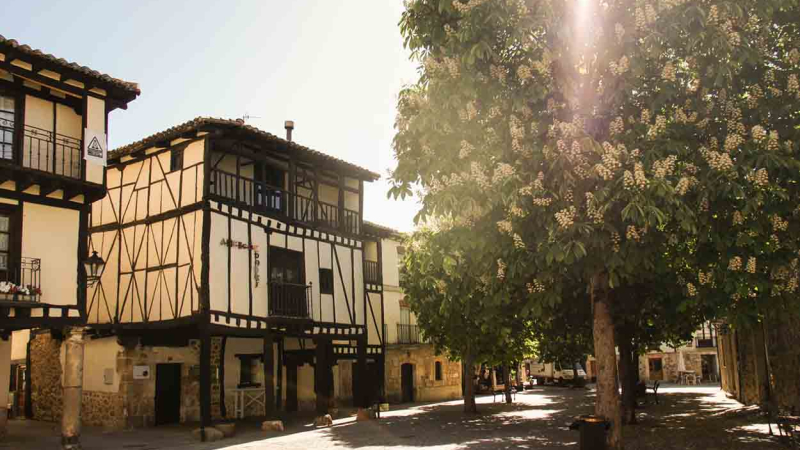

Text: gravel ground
xmin=8 ymin=384 xmax=786 ymax=450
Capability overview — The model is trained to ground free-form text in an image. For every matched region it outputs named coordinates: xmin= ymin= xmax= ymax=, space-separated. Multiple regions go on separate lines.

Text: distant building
xmin=363 ymin=222 xmax=462 ymax=404
xmin=638 ymin=322 xmax=719 ymax=383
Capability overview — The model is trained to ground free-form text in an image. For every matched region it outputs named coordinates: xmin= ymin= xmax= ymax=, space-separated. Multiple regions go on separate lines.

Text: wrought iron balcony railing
xmin=696 ymin=338 xmax=716 ymax=348
xmin=396 ymin=323 xmax=424 ymax=345
xmin=0 ymin=257 xmax=42 ymax=302
xmin=210 ymin=169 xmax=361 ymax=235
xmin=1 ymin=120 xmax=83 ymax=179
xmin=268 ymin=281 xmax=312 ymax=319
xmin=364 ymin=260 xmax=380 ymax=284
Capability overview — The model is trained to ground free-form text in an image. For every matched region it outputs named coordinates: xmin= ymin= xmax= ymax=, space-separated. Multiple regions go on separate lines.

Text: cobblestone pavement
xmin=7 ymin=385 xmax=786 ymax=450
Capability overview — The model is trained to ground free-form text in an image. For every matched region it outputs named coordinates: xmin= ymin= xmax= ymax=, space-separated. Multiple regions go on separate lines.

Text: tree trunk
xmin=617 ymin=328 xmax=638 ymax=425
xmin=591 ymin=273 xmax=623 ymax=450
xmin=463 ymin=352 xmax=477 ymax=413
xmin=504 ymin=364 xmax=513 ymax=404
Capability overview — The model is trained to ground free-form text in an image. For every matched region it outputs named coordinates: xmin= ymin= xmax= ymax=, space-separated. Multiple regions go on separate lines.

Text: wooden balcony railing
xmin=268 ymin=281 xmax=312 ymax=319
xmin=696 ymin=338 xmax=715 ymax=348
xmin=210 ymin=169 xmax=361 ymax=235
xmin=0 ymin=257 xmax=42 ymax=302
xmin=364 ymin=260 xmax=380 ymax=284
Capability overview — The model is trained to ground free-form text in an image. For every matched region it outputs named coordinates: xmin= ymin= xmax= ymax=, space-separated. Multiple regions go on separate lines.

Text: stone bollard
xmin=192 ymin=427 xmax=224 ymax=442
xmin=356 ymin=408 xmax=376 ymax=422
xmin=215 ymin=423 xmax=236 ymax=437
xmin=314 ymin=414 xmax=333 ymax=427
xmin=262 ymin=420 xmax=285 ymax=432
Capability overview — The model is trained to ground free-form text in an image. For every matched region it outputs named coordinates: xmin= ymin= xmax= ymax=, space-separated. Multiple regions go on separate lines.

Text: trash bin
xmin=569 ymin=415 xmax=610 ymax=450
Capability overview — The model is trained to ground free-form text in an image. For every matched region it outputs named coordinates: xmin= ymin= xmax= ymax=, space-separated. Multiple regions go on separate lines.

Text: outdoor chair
xmin=647 ymin=381 xmax=660 ymax=405
xmin=493 ymin=387 xmax=517 ymax=403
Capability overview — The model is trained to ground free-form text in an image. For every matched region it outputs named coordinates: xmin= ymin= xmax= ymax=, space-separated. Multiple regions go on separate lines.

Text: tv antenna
xmin=240 ymin=114 xmax=261 ymax=123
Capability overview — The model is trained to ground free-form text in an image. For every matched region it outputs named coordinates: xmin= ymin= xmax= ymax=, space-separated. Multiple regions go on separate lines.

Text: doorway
xmin=648 ymin=357 xmax=664 ymax=381
xmin=155 ymin=364 xmax=182 ymax=425
xmin=286 ymin=364 xmax=298 ymax=412
xmin=701 ymin=354 xmax=718 ymax=382
xmin=400 ymin=363 xmax=414 ymax=403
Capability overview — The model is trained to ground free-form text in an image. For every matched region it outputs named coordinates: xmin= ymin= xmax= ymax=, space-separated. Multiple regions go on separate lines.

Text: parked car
xmin=527 ymin=360 xmax=586 ymax=385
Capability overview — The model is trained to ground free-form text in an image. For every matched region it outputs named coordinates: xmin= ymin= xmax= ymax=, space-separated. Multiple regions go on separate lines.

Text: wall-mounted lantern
xmin=84 ymin=251 xmax=105 ymax=287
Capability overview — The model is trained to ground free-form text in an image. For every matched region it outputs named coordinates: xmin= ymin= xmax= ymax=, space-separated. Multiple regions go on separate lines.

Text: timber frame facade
xmin=87 ymin=117 xmax=387 ymax=430
xmin=0 ymin=35 xmax=139 ymax=333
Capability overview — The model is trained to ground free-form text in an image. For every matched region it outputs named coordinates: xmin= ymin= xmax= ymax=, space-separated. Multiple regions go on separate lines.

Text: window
xmin=269 ymin=248 xmax=304 ymax=285
xmin=237 ymin=355 xmax=260 ymax=387
xmin=170 ymin=147 xmax=184 ymax=172
xmin=0 ymin=94 xmax=14 ymax=161
xmin=435 ymin=361 xmax=443 ymax=381
xmin=400 ymin=306 xmax=410 ymax=325
xmin=319 ymin=268 xmax=333 ymax=294
xmin=0 ymin=206 xmax=20 ymax=276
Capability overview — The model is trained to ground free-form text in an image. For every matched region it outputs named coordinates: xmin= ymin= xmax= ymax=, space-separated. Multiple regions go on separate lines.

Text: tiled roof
xmin=111 ymin=117 xmax=381 ymax=181
xmin=0 ymin=35 xmax=140 ymax=95
xmin=364 ymin=221 xmax=404 ymax=239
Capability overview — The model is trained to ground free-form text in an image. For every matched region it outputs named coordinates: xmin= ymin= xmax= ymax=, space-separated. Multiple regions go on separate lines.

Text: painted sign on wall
xmin=84 ymin=128 xmax=107 ymax=166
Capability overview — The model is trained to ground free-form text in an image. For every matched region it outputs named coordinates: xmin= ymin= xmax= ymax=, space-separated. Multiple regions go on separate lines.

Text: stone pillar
xmin=263 ymin=333 xmax=274 ymax=417
xmin=61 ymin=328 xmax=86 ymax=450
xmin=0 ymin=335 xmax=11 ymax=439
xmin=315 ymin=339 xmax=330 ymax=415
xmin=199 ymin=332 xmax=211 ymax=442
xmin=356 ymin=338 xmax=367 ymax=408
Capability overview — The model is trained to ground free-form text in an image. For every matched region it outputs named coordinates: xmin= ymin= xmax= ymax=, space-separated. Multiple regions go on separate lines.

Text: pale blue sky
xmin=4 ymin=0 xmax=420 ymax=231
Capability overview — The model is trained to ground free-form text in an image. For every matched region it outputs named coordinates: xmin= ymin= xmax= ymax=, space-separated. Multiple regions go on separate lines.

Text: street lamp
xmin=84 ymin=251 xmax=105 ymax=287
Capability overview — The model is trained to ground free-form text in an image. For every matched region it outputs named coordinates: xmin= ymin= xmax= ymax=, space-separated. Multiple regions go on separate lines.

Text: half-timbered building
xmin=0 ymin=35 xmax=140 ymax=444
xmin=75 ymin=117 xmax=386 ymax=435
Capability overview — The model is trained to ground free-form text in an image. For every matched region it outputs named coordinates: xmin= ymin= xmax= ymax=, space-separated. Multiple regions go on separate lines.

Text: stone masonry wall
xmin=29 ymin=333 xmax=62 ymax=422
xmin=385 ymin=344 xmax=461 ymax=404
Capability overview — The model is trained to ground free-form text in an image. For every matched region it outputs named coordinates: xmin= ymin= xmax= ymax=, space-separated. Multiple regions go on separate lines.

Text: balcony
xmin=696 ymin=338 xmax=716 ymax=348
xmin=364 ymin=260 xmax=380 ymax=284
xmin=395 ymin=324 xmax=424 ymax=345
xmin=0 ymin=119 xmax=105 ymax=202
xmin=0 ymin=257 xmax=42 ymax=303
xmin=209 ymin=169 xmax=361 ymax=235
xmin=268 ymin=281 xmax=312 ymax=320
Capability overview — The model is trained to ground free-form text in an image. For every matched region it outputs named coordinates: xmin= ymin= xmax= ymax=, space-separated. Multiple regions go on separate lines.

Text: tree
xmin=392 ymin=2 xmax=800 ymax=448
xmin=400 ymin=224 xmax=533 ymax=412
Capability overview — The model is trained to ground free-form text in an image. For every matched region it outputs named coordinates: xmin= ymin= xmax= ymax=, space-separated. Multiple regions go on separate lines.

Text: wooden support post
xmin=315 ymin=339 xmax=330 ymax=415
xmin=199 ymin=331 xmax=212 ymax=442
xmin=337 ymin=175 xmax=345 ymax=232
xmin=276 ymin=338 xmax=284 ymax=411
xmin=264 ymin=333 xmax=275 ymax=417
xmin=288 ymin=160 xmax=296 ymax=220
xmin=357 ymin=337 xmax=367 ymax=408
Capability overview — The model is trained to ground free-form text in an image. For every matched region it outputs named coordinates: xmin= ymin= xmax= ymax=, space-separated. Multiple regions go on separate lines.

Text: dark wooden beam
xmin=14 ymin=174 xmax=35 ymax=193
xmin=39 ymin=180 xmax=60 ymax=197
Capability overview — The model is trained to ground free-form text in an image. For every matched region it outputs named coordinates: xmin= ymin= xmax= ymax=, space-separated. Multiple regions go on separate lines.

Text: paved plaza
xmin=6 ymin=385 xmax=785 ymax=450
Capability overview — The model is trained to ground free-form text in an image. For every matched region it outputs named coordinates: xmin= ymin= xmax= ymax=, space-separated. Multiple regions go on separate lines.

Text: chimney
xmin=284 ymin=120 xmax=295 ymax=142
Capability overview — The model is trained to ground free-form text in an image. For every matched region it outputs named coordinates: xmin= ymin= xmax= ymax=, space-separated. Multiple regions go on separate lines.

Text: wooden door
xmin=401 ymin=363 xmax=414 ymax=403
xmin=286 ymin=364 xmax=298 ymax=412
xmin=155 ymin=364 xmax=182 ymax=425
xmin=648 ymin=358 xmax=664 ymax=381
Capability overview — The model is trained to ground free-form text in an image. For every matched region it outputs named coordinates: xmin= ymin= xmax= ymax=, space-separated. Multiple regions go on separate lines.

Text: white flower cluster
xmin=746 ymin=257 xmax=757 ymax=274
xmin=555 ymin=206 xmax=577 ymax=229
xmin=609 ymin=56 xmax=630 ymax=76
xmin=751 ymin=125 xmax=767 ymax=143
xmin=492 ymin=163 xmax=516 ymax=185
xmin=533 ymin=171 xmax=545 ymax=191
xmin=496 ymin=259 xmax=506 ymax=280
xmin=513 ymin=233 xmax=525 ymax=249
xmin=675 ymin=177 xmax=694 ymax=195
xmin=470 ymin=162 xmax=491 ymax=189
xmin=698 ymin=271 xmax=713 ymax=286
xmin=728 ymin=256 xmax=742 ymax=271
xmin=533 ymin=197 xmax=553 ymax=207
xmin=626 ymin=225 xmax=645 ymax=242
xmin=615 ymin=23 xmax=625 ymax=42
xmin=585 ymin=193 xmax=604 ymax=224
xmin=459 ymin=101 xmax=478 ymax=123
xmin=610 ymin=117 xmax=625 ymax=136
xmin=452 ymin=0 xmax=491 ymax=14
xmin=789 ymin=49 xmax=800 ymax=65
xmin=653 ymin=156 xmax=677 ymax=179
xmin=647 ymin=115 xmax=667 ymax=140
xmin=509 ymin=115 xmax=526 ymax=153
xmin=732 ymin=211 xmax=744 ymax=226
xmin=634 ymin=163 xmax=648 ymax=189
xmin=662 ymin=63 xmax=677 ymax=82
xmin=611 ymin=232 xmax=621 ymax=253
xmin=708 ymin=5 xmax=719 ymax=24
xmin=720 ymin=20 xmax=740 ymax=47
xmin=753 ymin=168 xmax=769 ymax=187
xmin=772 ymin=214 xmax=789 ymax=232
xmin=703 ymin=149 xmax=734 ymax=172
xmin=635 ymin=5 xmax=657 ymax=30
xmin=489 ymin=64 xmax=507 ymax=84
xmin=526 ymin=279 xmax=545 ymax=294
xmin=788 ymin=75 xmax=799 ymax=98
xmin=768 ymin=131 xmax=780 ymax=152
xmin=517 ymin=64 xmax=532 ymax=82
xmin=518 ymin=186 xmax=533 ymax=197
xmin=459 ymin=140 xmax=474 ymax=159
xmin=724 ymin=133 xmax=745 ymax=153
xmin=509 ymin=205 xmax=525 ymax=218
xmin=497 ymin=220 xmax=513 ymax=235
xmin=686 ymin=282 xmax=697 ymax=297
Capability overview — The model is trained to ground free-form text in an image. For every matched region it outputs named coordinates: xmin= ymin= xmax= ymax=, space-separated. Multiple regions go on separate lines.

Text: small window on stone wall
xmin=435 ymin=361 xmax=443 ymax=381
xmin=237 ymin=354 xmax=261 ymax=387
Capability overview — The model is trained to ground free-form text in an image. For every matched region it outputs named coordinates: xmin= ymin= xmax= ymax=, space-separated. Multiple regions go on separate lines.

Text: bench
xmin=635 ymin=381 xmax=660 ymax=405
xmin=493 ymin=387 xmax=517 ymax=403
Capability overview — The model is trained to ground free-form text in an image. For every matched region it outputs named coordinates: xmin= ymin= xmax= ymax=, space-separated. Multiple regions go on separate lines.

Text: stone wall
xmin=82 ymin=391 xmax=125 ymax=428
xmin=29 ymin=332 xmax=62 ymax=422
xmin=385 ymin=344 xmax=461 ymax=404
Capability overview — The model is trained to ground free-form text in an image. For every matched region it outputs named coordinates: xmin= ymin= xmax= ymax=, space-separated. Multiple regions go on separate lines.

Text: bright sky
xmin=4 ymin=0 xmax=421 ymax=232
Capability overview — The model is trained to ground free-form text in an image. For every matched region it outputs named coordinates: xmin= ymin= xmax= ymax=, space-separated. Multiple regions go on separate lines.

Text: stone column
xmin=61 ymin=327 xmax=86 ymax=450
xmin=0 ymin=335 xmax=11 ymax=439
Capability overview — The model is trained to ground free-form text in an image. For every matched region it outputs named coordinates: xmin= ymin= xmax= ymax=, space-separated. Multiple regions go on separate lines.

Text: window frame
xmin=0 ymin=204 xmax=22 ymax=281
xmin=434 ymin=361 xmax=443 ymax=381
xmin=236 ymin=354 xmax=262 ymax=388
xmin=269 ymin=247 xmax=305 ymax=285
xmin=0 ymin=84 xmax=23 ymax=164
xmin=170 ymin=147 xmax=184 ymax=173
xmin=319 ymin=267 xmax=334 ymax=294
